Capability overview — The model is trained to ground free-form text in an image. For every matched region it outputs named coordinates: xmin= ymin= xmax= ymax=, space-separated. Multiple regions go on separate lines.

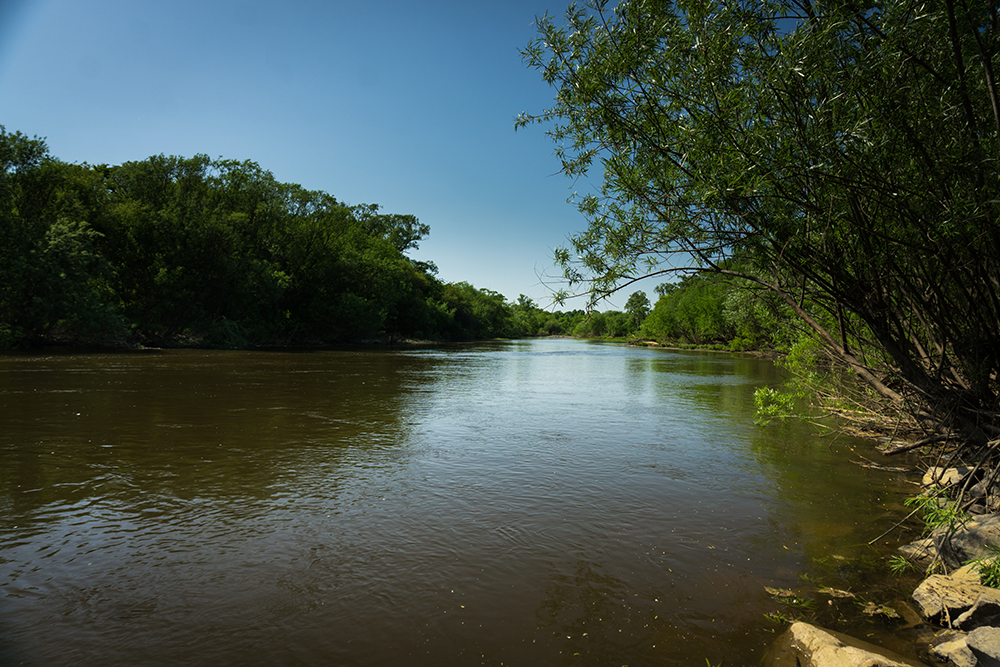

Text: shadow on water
xmin=0 ymin=340 xmax=921 ymax=666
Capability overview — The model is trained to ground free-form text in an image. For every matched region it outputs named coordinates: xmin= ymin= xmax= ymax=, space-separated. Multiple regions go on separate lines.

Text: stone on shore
xmin=933 ymin=514 xmax=1000 ymax=568
xmin=897 ymin=537 xmax=937 ymax=568
xmin=966 ymin=626 xmax=1000 ymax=666
xmin=931 ymin=636 xmax=977 ymax=667
xmin=912 ymin=564 xmax=1000 ymax=630
xmin=923 ymin=467 xmax=976 ymax=489
xmin=764 ymin=621 xmax=929 ymax=667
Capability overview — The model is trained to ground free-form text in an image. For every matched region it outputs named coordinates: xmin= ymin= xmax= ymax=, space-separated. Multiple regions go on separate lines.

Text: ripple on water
xmin=0 ymin=341 xmax=917 ymax=667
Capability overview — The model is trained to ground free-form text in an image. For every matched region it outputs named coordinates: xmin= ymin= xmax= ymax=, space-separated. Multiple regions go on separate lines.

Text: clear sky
xmin=0 ymin=0 xmax=655 ymax=311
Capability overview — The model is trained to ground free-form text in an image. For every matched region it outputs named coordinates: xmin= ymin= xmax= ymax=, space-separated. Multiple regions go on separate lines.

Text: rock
xmin=933 ymin=513 xmax=1000 ymax=567
xmin=862 ymin=600 xmax=901 ymax=619
xmin=764 ymin=621 xmax=930 ymax=667
xmin=954 ymin=562 xmax=987 ymax=584
xmin=898 ymin=538 xmax=938 ymax=567
xmin=954 ymin=596 xmax=1000 ymax=629
xmin=970 ymin=478 xmax=993 ymax=498
xmin=923 ymin=466 xmax=976 ymax=489
xmin=969 ymin=474 xmax=1000 ymax=512
xmin=912 ymin=571 xmax=1000 ymax=629
xmin=967 ymin=626 xmax=1000 ymax=666
xmin=931 ymin=636 xmax=976 ymax=667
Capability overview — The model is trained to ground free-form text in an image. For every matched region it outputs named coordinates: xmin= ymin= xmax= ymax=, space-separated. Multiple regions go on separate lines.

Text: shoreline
xmin=766 ymin=443 xmax=1000 ymax=666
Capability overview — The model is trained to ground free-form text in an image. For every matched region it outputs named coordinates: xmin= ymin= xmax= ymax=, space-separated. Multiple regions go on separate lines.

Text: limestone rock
xmin=931 ymin=636 xmax=976 ymax=667
xmin=912 ymin=572 xmax=1000 ymax=629
xmin=968 ymin=473 xmax=1000 ymax=510
xmin=952 ymin=562 xmax=986 ymax=584
xmin=764 ymin=621 xmax=929 ymax=667
xmin=923 ymin=467 xmax=976 ymax=489
xmin=897 ymin=538 xmax=937 ymax=567
xmin=967 ymin=626 xmax=1000 ymax=667
xmin=933 ymin=513 xmax=1000 ymax=568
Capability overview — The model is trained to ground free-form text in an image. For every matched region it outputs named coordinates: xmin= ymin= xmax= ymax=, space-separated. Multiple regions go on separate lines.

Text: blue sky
xmin=0 ymin=0 xmax=655 ymax=310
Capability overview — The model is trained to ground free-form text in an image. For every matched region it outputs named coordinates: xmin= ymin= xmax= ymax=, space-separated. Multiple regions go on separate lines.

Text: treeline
xmin=638 ymin=272 xmax=797 ymax=352
xmin=0 ymin=128 xmax=593 ymax=348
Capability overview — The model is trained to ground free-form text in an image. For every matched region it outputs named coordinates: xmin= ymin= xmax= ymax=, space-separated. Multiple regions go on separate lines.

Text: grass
xmin=903 ymin=491 xmax=970 ymax=536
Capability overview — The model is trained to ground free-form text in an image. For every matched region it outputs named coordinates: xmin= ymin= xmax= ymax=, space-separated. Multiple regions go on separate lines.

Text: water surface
xmin=0 ymin=339 xmax=916 ymax=666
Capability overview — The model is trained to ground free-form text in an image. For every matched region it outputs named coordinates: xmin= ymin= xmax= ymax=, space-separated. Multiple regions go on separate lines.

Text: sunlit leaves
xmin=522 ymin=0 xmax=1000 ymax=429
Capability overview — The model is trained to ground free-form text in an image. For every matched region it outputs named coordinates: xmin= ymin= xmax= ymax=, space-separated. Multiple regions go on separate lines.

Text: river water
xmin=0 ymin=338 xmax=919 ymax=666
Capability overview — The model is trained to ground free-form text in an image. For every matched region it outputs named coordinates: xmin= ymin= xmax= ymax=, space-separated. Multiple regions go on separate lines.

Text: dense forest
xmin=0 ymin=128 xmax=626 ymax=348
xmin=0 ymin=125 xmax=822 ymax=352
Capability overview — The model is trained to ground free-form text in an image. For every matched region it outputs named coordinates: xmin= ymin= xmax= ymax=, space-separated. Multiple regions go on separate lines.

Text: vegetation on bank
xmin=0 ymin=125 xmax=752 ymax=351
xmin=0 ymin=128 xmax=616 ymax=348
xmin=0 ymin=124 xmax=805 ymax=354
xmin=520 ymin=0 xmax=1000 ymax=453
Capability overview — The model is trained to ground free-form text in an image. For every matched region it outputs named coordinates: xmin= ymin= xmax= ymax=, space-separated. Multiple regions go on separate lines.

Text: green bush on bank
xmin=639 ymin=271 xmax=799 ymax=352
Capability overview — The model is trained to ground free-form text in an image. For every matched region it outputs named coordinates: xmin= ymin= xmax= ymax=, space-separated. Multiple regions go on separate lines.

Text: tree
xmin=640 ymin=274 xmax=732 ymax=344
xmin=0 ymin=128 xmax=123 ymax=344
xmin=624 ymin=291 xmax=650 ymax=330
xmin=520 ymin=0 xmax=1000 ymax=444
xmin=353 ymin=204 xmax=430 ymax=254
xmin=2 ymin=130 xmax=535 ymax=346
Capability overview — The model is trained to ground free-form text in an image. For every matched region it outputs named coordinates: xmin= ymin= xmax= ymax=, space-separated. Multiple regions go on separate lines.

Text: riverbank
xmin=765 ymin=442 xmax=1000 ymax=666
xmin=5 ymin=331 xmax=491 ymax=352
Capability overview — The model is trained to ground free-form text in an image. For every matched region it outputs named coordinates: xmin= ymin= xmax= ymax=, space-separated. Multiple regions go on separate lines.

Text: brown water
xmin=0 ymin=339 xmax=918 ymax=666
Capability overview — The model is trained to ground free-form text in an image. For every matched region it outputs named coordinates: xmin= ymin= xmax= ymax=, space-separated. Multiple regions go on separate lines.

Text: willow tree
xmin=519 ymin=0 xmax=1000 ymax=444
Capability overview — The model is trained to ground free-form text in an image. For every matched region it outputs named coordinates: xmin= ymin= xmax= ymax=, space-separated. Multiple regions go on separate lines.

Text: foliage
xmin=753 ymin=387 xmax=800 ymax=426
xmin=624 ymin=290 xmax=650 ymax=329
xmin=641 ymin=274 xmax=732 ymax=344
xmin=0 ymin=129 xmax=566 ymax=347
xmin=903 ymin=492 xmax=970 ymax=536
xmin=0 ymin=128 xmax=126 ymax=344
xmin=970 ymin=550 xmax=1000 ymax=588
xmin=571 ymin=309 xmax=634 ymax=339
xmin=636 ymin=268 xmax=800 ymax=352
xmin=0 ymin=128 xmax=610 ymax=348
xmin=520 ymin=0 xmax=1000 ymax=444
xmin=888 ymin=555 xmax=916 ymax=577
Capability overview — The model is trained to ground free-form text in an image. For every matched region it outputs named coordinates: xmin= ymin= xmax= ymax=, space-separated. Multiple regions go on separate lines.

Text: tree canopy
xmin=520 ymin=0 xmax=1000 ymax=442
xmin=0 ymin=127 xmax=575 ymax=347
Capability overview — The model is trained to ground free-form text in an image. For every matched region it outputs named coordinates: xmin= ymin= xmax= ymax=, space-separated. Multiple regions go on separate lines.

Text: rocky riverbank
xmin=765 ymin=465 xmax=1000 ymax=666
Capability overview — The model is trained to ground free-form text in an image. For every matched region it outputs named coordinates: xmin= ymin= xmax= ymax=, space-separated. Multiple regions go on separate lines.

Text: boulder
xmin=969 ymin=478 xmax=996 ymax=499
xmin=764 ymin=621 xmax=929 ymax=667
xmin=931 ymin=636 xmax=976 ymax=667
xmin=923 ymin=467 xmax=976 ymax=490
xmin=933 ymin=513 xmax=1000 ymax=568
xmin=897 ymin=538 xmax=938 ymax=568
xmin=967 ymin=626 xmax=1000 ymax=667
xmin=912 ymin=568 xmax=1000 ymax=630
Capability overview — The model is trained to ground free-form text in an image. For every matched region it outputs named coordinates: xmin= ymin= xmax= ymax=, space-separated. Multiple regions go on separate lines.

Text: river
xmin=0 ymin=338 xmax=919 ymax=666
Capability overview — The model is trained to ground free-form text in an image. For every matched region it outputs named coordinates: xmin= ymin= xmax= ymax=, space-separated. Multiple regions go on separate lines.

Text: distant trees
xmin=508 ymin=295 xmax=586 ymax=337
xmin=1 ymin=124 xmax=751 ymax=350
xmin=0 ymin=128 xmax=564 ymax=347
xmin=0 ymin=129 xmax=123 ymax=345
xmin=638 ymin=273 xmax=798 ymax=351
xmin=572 ymin=310 xmax=632 ymax=338
xmin=624 ymin=291 xmax=650 ymax=330
xmin=641 ymin=276 xmax=731 ymax=346
xmin=521 ymin=1 xmax=1000 ymax=441
xmin=88 ymin=152 xmax=441 ymax=344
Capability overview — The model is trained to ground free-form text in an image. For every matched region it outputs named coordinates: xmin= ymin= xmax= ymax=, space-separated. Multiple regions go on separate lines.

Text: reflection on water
xmin=0 ymin=339 xmax=916 ymax=666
